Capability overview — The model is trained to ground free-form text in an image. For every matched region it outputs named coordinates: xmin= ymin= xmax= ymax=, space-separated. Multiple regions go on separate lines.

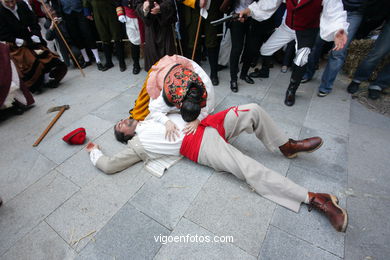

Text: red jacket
xmin=285 ymin=0 xmax=323 ymax=31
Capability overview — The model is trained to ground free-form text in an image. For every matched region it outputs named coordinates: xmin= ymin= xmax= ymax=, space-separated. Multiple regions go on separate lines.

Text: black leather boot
xmin=114 ymin=41 xmax=126 ymax=72
xmin=284 ymin=80 xmax=299 ymax=106
xmin=132 ymin=44 xmax=141 ymax=74
xmin=208 ymin=47 xmax=219 ymax=86
xmin=102 ymin=43 xmax=114 ymax=71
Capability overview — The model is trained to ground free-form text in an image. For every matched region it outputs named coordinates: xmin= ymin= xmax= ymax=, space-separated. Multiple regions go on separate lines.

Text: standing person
xmin=87 ymin=103 xmax=348 ymax=233
xmin=136 ymin=0 xmax=176 ymax=72
xmin=83 ymin=0 xmax=127 ymax=72
xmin=347 ymin=17 xmax=390 ymax=99
xmin=51 ymin=0 xmax=105 ymax=70
xmin=181 ymin=0 xmax=223 ymax=86
xmin=228 ymin=0 xmax=275 ymax=92
xmin=116 ymin=0 xmax=144 ymax=74
xmin=240 ymin=0 xmax=349 ymax=106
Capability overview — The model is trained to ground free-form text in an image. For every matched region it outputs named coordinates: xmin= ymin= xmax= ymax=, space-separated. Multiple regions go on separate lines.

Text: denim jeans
xmin=354 ymin=19 xmax=390 ymax=90
xmin=319 ymin=11 xmax=363 ymax=93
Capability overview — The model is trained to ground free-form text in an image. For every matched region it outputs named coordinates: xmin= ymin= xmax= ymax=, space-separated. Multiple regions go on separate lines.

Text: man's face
xmin=115 ymin=118 xmax=137 ymax=136
xmin=2 ymin=0 xmax=16 ymax=9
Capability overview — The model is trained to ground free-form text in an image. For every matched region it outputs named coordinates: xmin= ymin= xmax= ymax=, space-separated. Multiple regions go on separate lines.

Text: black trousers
xmin=290 ymin=28 xmax=318 ymax=84
xmin=63 ymin=11 xmax=97 ymax=50
xmin=229 ymin=18 xmax=274 ymax=81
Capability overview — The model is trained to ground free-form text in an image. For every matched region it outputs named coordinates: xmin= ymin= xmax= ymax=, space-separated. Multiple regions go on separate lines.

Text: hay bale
xmin=343 ymin=39 xmax=390 ymax=80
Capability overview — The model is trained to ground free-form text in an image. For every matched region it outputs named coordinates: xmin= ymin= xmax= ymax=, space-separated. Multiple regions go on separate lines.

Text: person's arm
xmin=86 ymin=142 xmax=142 ymax=174
xmin=240 ymin=0 xmax=282 ymax=22
xmin=148 ymin=95 xmax=172 ymax=125
xmin=320 ymin=0 xmax=349 ymax=45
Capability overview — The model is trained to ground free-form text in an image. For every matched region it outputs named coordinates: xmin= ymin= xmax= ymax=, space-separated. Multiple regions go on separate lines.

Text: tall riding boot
xmin=102 ymin=43 xmax=114 ymax=71
xmin=114 ymin=41 xmax=126 ymax=72
xmin=208 ymin=47 xmax=219 ymax=86
xmin=131 ymin=44 xmax=141 ymax=74
xmin=284 ymin=64 xmax=306 ymax=106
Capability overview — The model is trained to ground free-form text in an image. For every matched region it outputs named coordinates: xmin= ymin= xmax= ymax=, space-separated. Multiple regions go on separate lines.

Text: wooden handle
xmin=191 ymin=15 xmax=202 ymax=60
xmin=32 ymin=107 xmax=66 ymax=147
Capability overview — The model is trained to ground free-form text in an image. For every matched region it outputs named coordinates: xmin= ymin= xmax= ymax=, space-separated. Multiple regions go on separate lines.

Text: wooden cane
xmin=39 ymin=0 xmax=85 ymax=77
xmin=191 ymin=15 xmax=202 ymax=60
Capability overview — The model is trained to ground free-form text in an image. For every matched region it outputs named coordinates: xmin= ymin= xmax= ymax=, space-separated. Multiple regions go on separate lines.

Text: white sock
xmin=91 ymin=49 xmax=101 ymax=63
xmin=80 ymin=49 xmax=90 ymax=62
xmin=44 ymin=73 xmax=50 ymax=83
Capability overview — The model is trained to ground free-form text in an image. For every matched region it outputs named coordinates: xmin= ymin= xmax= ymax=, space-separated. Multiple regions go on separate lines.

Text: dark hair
xmin=114 ymin=126 xmax=135 ymax=144
xmin=180 ymin=81 xmax=203 ymax=122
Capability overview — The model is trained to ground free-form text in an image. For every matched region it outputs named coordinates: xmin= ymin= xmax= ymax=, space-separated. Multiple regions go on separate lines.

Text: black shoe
xmin=82 ymin=61 xmax=92 ymax=68
xmin=230 ymin=81 xmax=238 ymax=92
xmin=44 ymin=79 xmax=59 ymax=89
xmin=347 ymin=81 xmax=360 ymax=94
xmin=368 ymin=88 xmax=381 ymax=100
xmin=120 ymin=63 xmax=127 ymax=72
xmin=317 ymin=91 xmax=329 ymax=97
xmin=217 ymin=64 xmax=227 ymax=71
xmin=101 ymin=63 xmax=114 ymax=72
xmin=211 ymin=76 xmax=219 ymax=86
xmin=301 ymin=74 xmax=312 ymax=84
xmin=96 ymin=62 xmax=105 ymax=71
xmin=249 ymin=67 xmax=269 ymax=78
xmin=240 ymin=75 xmax=254 ymax=84
xmin=133 ymin=65 xmax=141 ymax=75
xmin=284 ymin=83 xmax=298 ymax=106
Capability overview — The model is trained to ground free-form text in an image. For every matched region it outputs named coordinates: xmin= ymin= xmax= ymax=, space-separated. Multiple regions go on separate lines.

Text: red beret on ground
xmin=62 ymin=128 xmax=86 ymax=145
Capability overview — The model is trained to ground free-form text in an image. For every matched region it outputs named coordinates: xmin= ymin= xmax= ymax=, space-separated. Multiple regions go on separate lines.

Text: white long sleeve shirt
xmin=248 ymin=0 xmax=349 ymax=41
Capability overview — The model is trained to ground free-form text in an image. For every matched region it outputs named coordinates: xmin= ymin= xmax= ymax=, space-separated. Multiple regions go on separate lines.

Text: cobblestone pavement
xmin=1 ymin=58 xmax=389 ymax=260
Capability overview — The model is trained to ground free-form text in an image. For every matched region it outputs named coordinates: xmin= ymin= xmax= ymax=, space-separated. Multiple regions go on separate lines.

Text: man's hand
xmin=118 ymin=15 xmax=127 ymax=23
xmin=238 ymin=8 xmax=251 ymax=22
xmin=183 ymin=119 xmax=200 ymax=135
xmin=86 ymin=142 xmax=99 ymax=152
xmin=86 ymin=15 xmax=93 ymax=21
xmin=199 ymin=0 xmax=207 ymax=8
xmin=165 ymin=120 xmax=180 ymax=142
xmin=333 ymin=29 xmax=347 ymax=51
xmin=31 ymin=35 xmax=40 ymax=43
xmin=143 ymin=1 xmax=150 ymax=12
xmin=150 ymin=2 xmax=160 ymax=15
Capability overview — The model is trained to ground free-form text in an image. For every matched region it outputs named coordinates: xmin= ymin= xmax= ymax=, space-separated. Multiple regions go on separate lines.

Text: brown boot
xmin=279 ymin=137 xmax=323 ymax=158
xmin=308 ymin=192 xmax=348 ymax=232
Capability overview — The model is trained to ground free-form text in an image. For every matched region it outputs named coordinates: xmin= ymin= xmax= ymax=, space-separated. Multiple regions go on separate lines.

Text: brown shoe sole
xmin=330 ymin=194 xmax=348 ymax=232
xmin=286 ymin=139 xmax=324 ymax=159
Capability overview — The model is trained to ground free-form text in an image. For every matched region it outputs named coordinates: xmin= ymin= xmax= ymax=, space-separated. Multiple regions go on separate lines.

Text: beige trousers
xmin=197 ymin=104 xmax=308 ymax=212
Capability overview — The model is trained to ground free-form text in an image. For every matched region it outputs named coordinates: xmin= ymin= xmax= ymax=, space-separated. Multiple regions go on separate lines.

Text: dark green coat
xmin=83 ymin=0 xmax=122 ymax=42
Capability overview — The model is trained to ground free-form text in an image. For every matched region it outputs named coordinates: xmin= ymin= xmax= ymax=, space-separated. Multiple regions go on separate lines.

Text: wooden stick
xmin=32 ymin=106 xmax=67 ymax=147
xmin=39 ymin=0 xmax=85 ymax=77
xmin=191 ymin=15 xmax=202 ymax=60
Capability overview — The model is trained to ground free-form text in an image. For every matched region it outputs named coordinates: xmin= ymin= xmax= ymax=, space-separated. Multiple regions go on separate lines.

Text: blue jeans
xmin=319 ymin=11 xmax=363 ymax=93
xmin=354 ymin=19 xmax=390 ymax=90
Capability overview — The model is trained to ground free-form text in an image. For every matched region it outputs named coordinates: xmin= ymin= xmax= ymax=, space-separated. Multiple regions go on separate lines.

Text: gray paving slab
xmin=0 ymin=170 xmax=79 ymax=256
xmin=46 ymin=163 xmax=150 ymax=252
xmin=214 ymin=93 xmax=262 ymax=113
xmin=291 ymin=127 xmax=348 ymax=183
xmin=36 ymin=114 xmax=113 ymax=164
xmin=57 ymin=128 xmax=128 ymax=187
xmin=0 ymin=221 xmax=76 ymax=260
xmin=259 ymin=226 xmax=341 ymax=260
xmin=77 ymin=203 xmax=170 ymax=260
xmin=304 ymin=85 xmax=351 ymax=137
xmin=350 ymin=100 xmax=390 ymax=131
xmin=345 ymin=196 xmax=390 ymax=260
xmin=154 ymin=218 xmax=257 ymax=260
xmin=185 ymin=171 xmax=276 ymax=256
xmin=348 ymin=123 xmax=390 ymax=197
xmin=0 ymin=149 xmax=56 ymax=203
xmin=271 ymin=165 xmax=346 ymax=258
xmin=130 ymin=159 xmax=213 ymax=230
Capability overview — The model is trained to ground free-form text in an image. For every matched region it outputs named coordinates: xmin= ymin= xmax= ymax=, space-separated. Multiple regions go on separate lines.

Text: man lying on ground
xmin=86 ymin=103 xmax=348 ymax=232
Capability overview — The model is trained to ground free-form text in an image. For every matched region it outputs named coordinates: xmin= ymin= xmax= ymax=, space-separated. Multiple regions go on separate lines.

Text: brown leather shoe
xmin=279 ymin=137 xmax=323 ymax=159
xmin=308 ymin=192 xmax=348 ymax=232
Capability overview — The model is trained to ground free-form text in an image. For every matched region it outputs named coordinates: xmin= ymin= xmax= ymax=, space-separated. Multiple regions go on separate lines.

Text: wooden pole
xmin=39 ymin=0 xmax=85 ymax=77
xmin=191 ymin=15 xmax=202 ymax=60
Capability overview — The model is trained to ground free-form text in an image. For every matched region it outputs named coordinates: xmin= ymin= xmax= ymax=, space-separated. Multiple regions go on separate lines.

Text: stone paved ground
xmin=1 ymin=58 xmax=389 ymax=260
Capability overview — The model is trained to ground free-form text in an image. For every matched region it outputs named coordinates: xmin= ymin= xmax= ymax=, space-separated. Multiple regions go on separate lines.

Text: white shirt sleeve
xmin=148 ymin=95 xmax=175 ymax=125
xmin=320 ymin=0 xmax=349 ymax=41
xmin=248 ymin=0 xmax=283 ymax=22
xmin=89 ymin=148 xmax=103 ymax=166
